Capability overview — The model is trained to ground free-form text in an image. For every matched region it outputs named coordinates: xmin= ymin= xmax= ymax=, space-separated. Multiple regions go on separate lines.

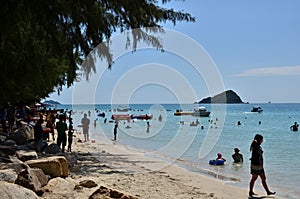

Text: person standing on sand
xmin=113 ymin=122 xmax=118 ymax=141
xmin=249 ymin=134 xmax=276 ymax=197
xmin=81 ymin=113 xmax=90 ymax=142
xmin=34 ymin=118 xmax=44 ymax=141
xmin=56 ymin=115 xmax=68 ymax=153
xmin=67 ymin=124 xmax=74 ymax=152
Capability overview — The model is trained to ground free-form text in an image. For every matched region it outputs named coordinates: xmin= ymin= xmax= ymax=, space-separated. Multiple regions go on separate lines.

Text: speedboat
xmin=131 ymin=114 xmax=153 ymax=120
xmin=191 ymin=106 xmax=210 ymax=117
xmin=251 ymin=106 xmax=263 ymax=113
xmin=174 ymin=110 xmax=193 ymax=116
xmin=111 ymin=114 xmax=131 ymax=120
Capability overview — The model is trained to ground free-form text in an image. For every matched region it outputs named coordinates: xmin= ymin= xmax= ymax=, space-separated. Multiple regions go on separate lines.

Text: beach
xmin=56 ymin=132 xmax=281 ymax=199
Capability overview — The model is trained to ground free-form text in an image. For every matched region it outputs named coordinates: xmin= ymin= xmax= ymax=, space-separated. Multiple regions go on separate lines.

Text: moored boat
xmin=191 ymin=106 xmax=210 ymax=117
xmin=111 ymin=114 xmax=131 ymax=120
xmin=251 ymin=106 xmax=263 ymax=113
xmin=173 ymin=110 xmax=193 ymax=116
xmin=131 ymin=114 xmax=153 ymax=120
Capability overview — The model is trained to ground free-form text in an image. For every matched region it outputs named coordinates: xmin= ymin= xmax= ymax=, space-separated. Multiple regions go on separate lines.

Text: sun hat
xmin=234 ymin=148 xmax=240 ymax=152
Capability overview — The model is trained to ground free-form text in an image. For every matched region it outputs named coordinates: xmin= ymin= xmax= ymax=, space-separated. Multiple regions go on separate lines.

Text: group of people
xmin=32 ymin=109 xmax=92 ymax=153
xmin=214 ymin=147 xmax=243 ymax=163
xmin=214 ymin=134 xmax=276 ymax=197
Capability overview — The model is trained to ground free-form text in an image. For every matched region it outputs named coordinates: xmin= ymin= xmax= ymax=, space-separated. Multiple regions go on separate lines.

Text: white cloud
xmin=234 ymin=65 xmax=300 ymax=77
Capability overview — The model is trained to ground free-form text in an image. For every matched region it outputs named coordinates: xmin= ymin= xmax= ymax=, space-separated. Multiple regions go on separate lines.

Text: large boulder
xmin=41 ymin=177 xmax=76 ymax=198
xmin=6 ymin=125 xmax=34 ymax=145
xmin=0 ymin=169 xmax=18 ymax=182
xmin=0 ymin=181 xmax=39 ymax=199
xmin=16 ymin=150 xmax=38 ymax=162
xmin=44 ymin=143 xmax=60 ymax=154
xmin=27 ymin=140 xmax=48 ymax=153
xmin=26 ymin=156 xmax=69 ymax=177
xmin=0 ymin=145 xmax=16 ymax=156
xmin=15 ymin=167 xmax=48 ymax=194
xmin=0 ymin=156 xmax=28 ymax=175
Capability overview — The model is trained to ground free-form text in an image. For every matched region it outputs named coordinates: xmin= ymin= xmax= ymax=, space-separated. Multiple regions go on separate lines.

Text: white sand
xmin=66 ymin=132 xmax=284 ymax=199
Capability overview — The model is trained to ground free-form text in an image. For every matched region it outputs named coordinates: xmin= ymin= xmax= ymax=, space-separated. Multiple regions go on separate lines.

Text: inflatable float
xmin=209 ymin=159 xmax=225 ymax=165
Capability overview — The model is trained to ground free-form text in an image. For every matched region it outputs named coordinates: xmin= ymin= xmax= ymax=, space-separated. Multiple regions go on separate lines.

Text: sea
xmin=55 ymin=103 xmax=300 ymax=199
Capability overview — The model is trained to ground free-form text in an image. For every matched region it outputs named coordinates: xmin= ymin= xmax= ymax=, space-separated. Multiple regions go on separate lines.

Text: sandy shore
xmin=51 ymin=130 xmax=282 ymax=199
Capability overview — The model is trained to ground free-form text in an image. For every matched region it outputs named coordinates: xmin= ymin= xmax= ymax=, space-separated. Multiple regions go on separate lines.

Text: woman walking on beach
xmin=249 ymin=134 xmax=275 ymax=197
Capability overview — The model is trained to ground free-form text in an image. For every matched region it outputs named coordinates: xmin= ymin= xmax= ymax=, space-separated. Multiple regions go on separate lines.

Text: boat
xmin=251 ymin=106 xmax=263 ymax=113
xmin=97 ymin=112 xmax=105 ymax=117
xmin=131 ymin=114 xmax=153 ymax=120
xmin=111 ymin=114 xmax=131 ymax=120
xmin=116 ymin=108 xmax=130 ymax=112
xmin=173 ymin=110 xmax=193 ymax=116
xmin=191 ymin=106 xmax=210 ymax=117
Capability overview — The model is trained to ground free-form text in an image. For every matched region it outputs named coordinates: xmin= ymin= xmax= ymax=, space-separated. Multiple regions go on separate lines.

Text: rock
xmin=42 ymin=177 xmax=75 ymax=198
xmin=0 ymin=181 xmax=39 ymax=199
xmin=197 ymin=90 xmax=244 ymax=104
xmin=44 ymin=143 xmax=60 ymax=154
xmin=16 ymin=150 xmax=38 ymax=162
xmin=3 ymin=139 xmax=17 ymax=146
xmin=16 ymin=145 xmax=30 ymax=151
xmin=89 ymin=186 xmax=138 ymax=199
xmin=26 ymin=140 xmax=48 ymax=153
xmin=26 ymin=156 xmax=69 ymax=177
xmin=0 ymin=156 xmax=12 ymax=163
xmin=78 ymin=179 xmax=97 ymax=188
xmin=6 ymin=125 xmax=34 ymax=145
xmin=0 ymin=145 xmax=16 ymax=156
xmin=0 ymin=169 xmax=18 ymax=182
xmin=14 ymin=167 xmax=48 ymax=194
xmin=36 ymin=140 xmax=48 ymax=152
xmin=0 ymin=156 xmax=28 ymax=175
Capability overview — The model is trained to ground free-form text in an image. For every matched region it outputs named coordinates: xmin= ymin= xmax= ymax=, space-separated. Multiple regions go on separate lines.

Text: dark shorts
xmin=8 ymin=119 xmax=15 ymax=126
xmin=57 ymin=134 xmax=67 ymax=147
xmin=251 ymin=164 xmax=265 ymax=175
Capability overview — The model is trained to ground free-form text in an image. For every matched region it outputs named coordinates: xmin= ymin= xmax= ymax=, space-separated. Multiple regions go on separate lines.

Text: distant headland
xmin=196 ymin=90 xmax=244 ymax=104
xmin=43 ymin=100 xmax=61 ymax=105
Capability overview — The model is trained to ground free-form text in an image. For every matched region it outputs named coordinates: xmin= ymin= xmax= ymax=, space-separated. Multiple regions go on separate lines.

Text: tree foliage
xmin=0 ymin=0 xmax=195 ymax=105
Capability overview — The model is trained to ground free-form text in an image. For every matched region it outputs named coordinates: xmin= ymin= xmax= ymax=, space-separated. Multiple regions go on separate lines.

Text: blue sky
xmin=47 ymin=0 xmax=300 ymax=104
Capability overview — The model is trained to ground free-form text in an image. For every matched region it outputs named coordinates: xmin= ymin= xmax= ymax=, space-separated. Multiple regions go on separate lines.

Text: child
xmin=67 ymin=124 xmax=74 ymax=152
xmin=216 ymin=153 xmax=226 ymax=161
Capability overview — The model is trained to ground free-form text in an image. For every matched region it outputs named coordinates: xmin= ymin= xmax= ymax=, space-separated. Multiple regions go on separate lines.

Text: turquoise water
xmin=58 ymin=103 xmax=300 ymax=199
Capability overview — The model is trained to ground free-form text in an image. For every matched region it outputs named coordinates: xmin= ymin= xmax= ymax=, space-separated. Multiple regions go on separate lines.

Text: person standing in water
xmin=232 ymin=148 xmax=243 ymax=163
xmin=290 ymin=122 xmax=299 ymax=132
xmin=81 ymin=113 xmax=90 ymax=142
xmin=249 ymin=134 xmax=275 ymax=197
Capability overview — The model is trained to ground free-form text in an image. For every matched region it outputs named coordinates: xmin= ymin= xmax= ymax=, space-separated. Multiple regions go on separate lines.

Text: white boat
xmin=191 ymin=106 xmax=210 ymax=117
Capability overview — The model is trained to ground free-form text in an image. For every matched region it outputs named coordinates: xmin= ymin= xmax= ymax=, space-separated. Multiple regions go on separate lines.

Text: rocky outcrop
xmin=44 ymin=143 xmax=60 ymax=154
xmin=15 ymin=167 xmax=48 ymax=194
xmin=26 ymin=156 xmax=69 ymax=177
xmin=0 ymin=181 xmax=39 ymax=199
xmin=16 ymin=150 xmax=38 ymax=162
xmin=197 ymin=90 xmax=244 ymax=104
xmin=0 ymin=169 xmax=18 ymax=182
xmin=6 ymin=125 xmax=34 ymax=145
xmin=41 ymin=177 xmax=76 ymax=198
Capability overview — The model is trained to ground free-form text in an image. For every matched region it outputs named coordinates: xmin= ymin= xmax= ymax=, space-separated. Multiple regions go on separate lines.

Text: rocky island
xmin=196 ymin=90 xmax=244 ymax=104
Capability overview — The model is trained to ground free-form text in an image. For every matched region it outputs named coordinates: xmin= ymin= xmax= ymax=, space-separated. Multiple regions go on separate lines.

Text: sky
xmin=47 ymin=0 xmax=300 ymax=104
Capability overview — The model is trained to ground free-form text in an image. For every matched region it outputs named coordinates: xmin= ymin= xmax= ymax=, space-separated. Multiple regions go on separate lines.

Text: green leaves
xmin=0 ymin=0 xmax=194 ymax=105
